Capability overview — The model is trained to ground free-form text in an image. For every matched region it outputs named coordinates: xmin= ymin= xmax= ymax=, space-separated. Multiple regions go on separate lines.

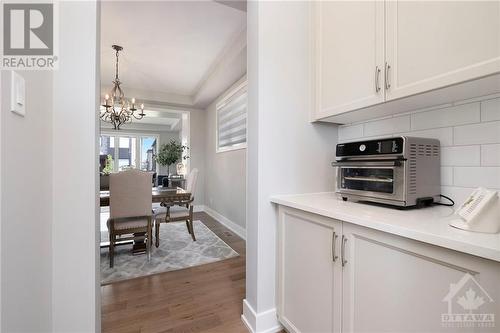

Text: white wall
xmin=244 ymin=2 xmax=338 ymax=332
xmin=52 ymin=1 xmax=100 ymax=331
xmin=204 ymin=77 xmax=247 ymax=231
xmin=189 ymin=109 xmax=206 ymax=206
xmin=1 ymin=71 xmax=53 ymax=332
xmin=338 ymin=93 xmax=500 ymax=205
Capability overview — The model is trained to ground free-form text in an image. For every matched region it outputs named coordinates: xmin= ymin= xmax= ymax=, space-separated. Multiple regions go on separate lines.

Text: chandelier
xmin=100 ymin=45 xmax=145 ymax=130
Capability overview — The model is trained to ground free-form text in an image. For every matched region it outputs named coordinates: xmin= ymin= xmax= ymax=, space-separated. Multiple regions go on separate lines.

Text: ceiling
xmin=100 ymin=1 xmax=247 ymax=112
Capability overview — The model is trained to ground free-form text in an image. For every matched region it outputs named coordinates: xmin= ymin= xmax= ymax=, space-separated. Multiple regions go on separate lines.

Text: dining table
xmin=100 ymin=186 xmax=191 ymax=253
xmin=100 ymin=186 xmax=191 ymax=207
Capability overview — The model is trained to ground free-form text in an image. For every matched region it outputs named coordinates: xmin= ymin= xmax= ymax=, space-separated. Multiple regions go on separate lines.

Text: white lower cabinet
xmin=277 ymin=207 xmax=342 ymax=333
xmin=277 ymin=206 xmax=500 ymax=333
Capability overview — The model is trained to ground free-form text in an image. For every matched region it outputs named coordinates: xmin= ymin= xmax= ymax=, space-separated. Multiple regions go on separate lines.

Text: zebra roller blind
xmin=216 ymin=83 xmax=247 ymax=152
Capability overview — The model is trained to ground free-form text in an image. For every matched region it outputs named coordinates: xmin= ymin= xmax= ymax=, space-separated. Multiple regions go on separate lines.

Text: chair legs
xmin=189 ymin=219 xmax=196 ymax=241
xmin=154 ymin=216 xmax=196 ymax=246
xmin=147 ymin=218 xmax=152 ymax=262
xmin=155 ymin=219 xmax=161 ymax=248
xmin=109 ymin=230 xmax=115 ymax=268
xmin=188 ymin=205 xmax=195 ymax=241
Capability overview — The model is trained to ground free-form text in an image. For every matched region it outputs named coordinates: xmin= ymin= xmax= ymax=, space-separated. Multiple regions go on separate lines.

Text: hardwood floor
xmin=101 ymin=212 xmax=249 ymax=333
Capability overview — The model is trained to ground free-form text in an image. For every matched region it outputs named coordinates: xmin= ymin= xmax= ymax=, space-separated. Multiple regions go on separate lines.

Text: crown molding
xmin=192 ymin=25 xmax=247 ymax=107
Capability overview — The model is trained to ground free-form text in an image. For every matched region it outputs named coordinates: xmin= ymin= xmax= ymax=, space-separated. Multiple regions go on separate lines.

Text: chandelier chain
xmin=115 ymin=48 xmax=120 ymax=81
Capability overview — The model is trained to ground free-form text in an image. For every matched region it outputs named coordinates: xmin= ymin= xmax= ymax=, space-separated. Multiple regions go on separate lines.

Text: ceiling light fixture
xmin=100 ymin=45 xmax=145 ymax=130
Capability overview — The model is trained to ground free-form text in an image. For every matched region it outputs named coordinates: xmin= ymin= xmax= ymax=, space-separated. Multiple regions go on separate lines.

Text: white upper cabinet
xmin=385 ymin=0 xmax=500 ymax=101
xmin=314 ymin=1 xmax=385 ymax=119
xmin=314 ymin=1 xmax=500 ymax=123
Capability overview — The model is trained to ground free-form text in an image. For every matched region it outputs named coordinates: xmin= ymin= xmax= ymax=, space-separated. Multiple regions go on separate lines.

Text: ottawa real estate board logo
xmin=441 ymin=273 xmax=495 ymax=329
xmin=1 ymin=2 xmax=58 ymax=70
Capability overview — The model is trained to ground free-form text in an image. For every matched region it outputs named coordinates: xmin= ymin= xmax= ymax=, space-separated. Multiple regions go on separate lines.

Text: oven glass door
xmin=336 ymin=161 xmax=405 ymax=201
xmin=340 ymin=167 xmax=394 ymax=193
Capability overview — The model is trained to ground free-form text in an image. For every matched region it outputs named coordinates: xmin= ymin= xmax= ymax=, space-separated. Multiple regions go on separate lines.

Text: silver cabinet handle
xmin=375 ymin=66 xmax=381 ymax=93
xmin=332 ymin=231 xmax=338 ymax=262
xmin=385 ymin=62 xmax=391 ymax=90
xmin=341 ymin=235 xmax=348 ymax=267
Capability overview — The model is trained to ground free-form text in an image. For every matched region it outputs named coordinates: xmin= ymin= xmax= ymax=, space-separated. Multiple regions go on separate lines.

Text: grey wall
xmin=189 ymin=109 xmax=206 ymax=206
xmin=204 ymin=78 xmax=247 ymax=230
xmin=1 ymin=71 xmax=53 ymax=331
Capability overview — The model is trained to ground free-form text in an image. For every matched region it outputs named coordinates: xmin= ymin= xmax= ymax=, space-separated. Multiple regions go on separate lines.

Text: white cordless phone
xmin=451 ymin=187 xmax=500 ymax=233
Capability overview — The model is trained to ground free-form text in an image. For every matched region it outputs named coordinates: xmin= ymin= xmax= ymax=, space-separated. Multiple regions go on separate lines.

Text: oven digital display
xmin=379 ymin=140 xmax=394 ymax=154
xmin=336 ymin=137 xmax=403 ymax=156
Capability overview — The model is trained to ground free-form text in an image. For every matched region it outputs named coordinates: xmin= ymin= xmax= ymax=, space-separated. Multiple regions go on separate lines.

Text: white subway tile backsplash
xmin=364 ymin=116 xmax=410 ymax=137
xmin=337 ymin=95 xmax=500 ymax=200
xmin=338 ymin=124 xmax=363 ymax=142
xmin=481 ymin=144 xmax=500 ymax=166
xmin=454 ymin=121 xmax=500 ymax=145
xmin=453 ymin=167 xmax=500 ymax=189
xmin=454 ymin=93 xmax=500 ymax=106
xmin=481 ymin=98 xmax=500 ymax=122
xmin=411 ymin=103 xmax=480 ymax=131
xmin=441 ymin=146 xmax=480 ymax=166
xmin=441 ymin=167 xmax=453 ymax=186
xmin=440 ymin=186 xmax=474 ymax=206
xmin=401 ymin=128 xmax=453 ymax=146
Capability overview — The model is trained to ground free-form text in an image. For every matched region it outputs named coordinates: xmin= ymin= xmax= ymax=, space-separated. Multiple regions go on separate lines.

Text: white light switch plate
xmin=10 ymin=71 xmax=26 ymax=117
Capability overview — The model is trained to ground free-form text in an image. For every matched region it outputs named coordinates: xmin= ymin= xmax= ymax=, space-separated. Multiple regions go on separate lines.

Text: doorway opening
xmin=97 ymin=1 xmax=247 ymax=332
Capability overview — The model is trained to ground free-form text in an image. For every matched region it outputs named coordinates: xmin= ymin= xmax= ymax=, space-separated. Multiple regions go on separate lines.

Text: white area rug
xmin=100 ymin=220 xmax=239 ymax=284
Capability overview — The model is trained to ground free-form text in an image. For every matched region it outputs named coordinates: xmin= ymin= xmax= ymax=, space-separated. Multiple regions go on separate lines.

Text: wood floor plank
xmin=101 ymin=212 xmax=252 ymax=333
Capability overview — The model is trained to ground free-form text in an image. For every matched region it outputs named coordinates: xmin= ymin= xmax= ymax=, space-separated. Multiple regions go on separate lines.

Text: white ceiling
xmin=100 ymin=1 xmax=246 ymax=110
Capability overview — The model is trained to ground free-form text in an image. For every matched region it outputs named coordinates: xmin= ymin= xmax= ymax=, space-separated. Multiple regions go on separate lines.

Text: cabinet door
xmin=277 ymin=207 xmax=342 ymax=333
xmin=341 ymin=223 xmax=500 ymax=333
xmin=314 ymin=1 xmax=385 ymax=119
xmin=385 ymin=1 xmax=500 ymax=101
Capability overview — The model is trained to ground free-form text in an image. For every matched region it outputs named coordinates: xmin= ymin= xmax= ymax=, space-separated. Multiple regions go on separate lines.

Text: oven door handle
xmin=331 ymin=160 xmax=403 ymax=167
xmin=343 ymin=176 xmax=394 ymax=183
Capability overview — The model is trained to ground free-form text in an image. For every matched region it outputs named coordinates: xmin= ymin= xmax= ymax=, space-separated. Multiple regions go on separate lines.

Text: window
xmin=140 ymin=137 xmax=157 ymax=172
xmin=100 ymin=133 xmax=159 ymax=173
xmin=216 ymin=82 xmax=247 ymax=152
xmin=118 ymin=136 xmax=136 ymax=170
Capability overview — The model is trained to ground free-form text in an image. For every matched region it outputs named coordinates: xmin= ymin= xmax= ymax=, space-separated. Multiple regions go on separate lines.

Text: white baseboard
xmin=203 ymin=206 xmax=246 ymax=240
xmin=241 ymin=299 xmax=282 ymax=333
xmin=193 ymin=204 xmax=205 ymax=213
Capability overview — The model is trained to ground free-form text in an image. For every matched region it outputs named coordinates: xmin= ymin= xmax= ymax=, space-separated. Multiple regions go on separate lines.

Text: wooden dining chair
xmin=108 ymin=169 xmax=153 ymax=268
xmin=153 ymin=168 xmax=199 ymax=247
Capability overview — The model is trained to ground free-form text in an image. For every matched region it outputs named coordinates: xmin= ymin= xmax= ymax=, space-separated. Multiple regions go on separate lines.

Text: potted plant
xmin=102 ymin=154 xmax=114 ymax=175
xmin=154 ymin=139 xmax=189 ymax=176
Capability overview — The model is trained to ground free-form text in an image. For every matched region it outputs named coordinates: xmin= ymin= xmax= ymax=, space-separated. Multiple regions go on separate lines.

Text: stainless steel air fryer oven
xmin=333 ymin=136 xmax=441 ymax=207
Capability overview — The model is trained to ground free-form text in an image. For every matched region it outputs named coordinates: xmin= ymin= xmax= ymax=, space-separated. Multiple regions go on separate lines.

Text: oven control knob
xmin=359 ymin=144 xmax=366 ymax=152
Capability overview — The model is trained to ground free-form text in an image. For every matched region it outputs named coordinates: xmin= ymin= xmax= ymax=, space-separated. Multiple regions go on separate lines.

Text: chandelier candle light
xmin=100 ymin=45 xmax=145 ymax=130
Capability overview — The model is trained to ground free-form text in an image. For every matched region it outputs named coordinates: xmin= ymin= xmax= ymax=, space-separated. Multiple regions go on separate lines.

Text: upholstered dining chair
xmin=153 ymin=168 xmax=199 ymax=247
xmin=108 ymin=169 xmax=153 ymax=268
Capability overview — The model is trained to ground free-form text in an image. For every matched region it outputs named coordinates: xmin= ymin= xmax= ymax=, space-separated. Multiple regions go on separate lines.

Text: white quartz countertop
xmin=270 ymin=192 xmax=500 ymax=263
